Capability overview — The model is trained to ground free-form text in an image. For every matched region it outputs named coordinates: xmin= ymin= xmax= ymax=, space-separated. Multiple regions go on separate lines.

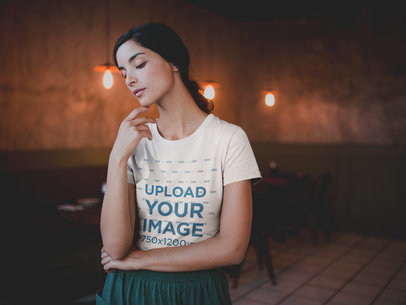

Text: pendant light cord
xmin=105 ymin=0 xmax=110 ymax=64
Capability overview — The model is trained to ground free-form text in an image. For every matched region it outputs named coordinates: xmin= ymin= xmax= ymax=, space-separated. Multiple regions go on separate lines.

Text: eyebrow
xmin=118 ymin=52 xmax=146 ymax=70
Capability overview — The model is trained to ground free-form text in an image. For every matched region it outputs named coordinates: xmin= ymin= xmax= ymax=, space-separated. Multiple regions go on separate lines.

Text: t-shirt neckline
xmin=151 ymin=114 xmax=214 ymax=147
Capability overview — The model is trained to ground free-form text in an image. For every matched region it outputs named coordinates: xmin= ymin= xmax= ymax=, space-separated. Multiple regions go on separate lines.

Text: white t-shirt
xmin=127 ymin=114 xmax=261 ymax=250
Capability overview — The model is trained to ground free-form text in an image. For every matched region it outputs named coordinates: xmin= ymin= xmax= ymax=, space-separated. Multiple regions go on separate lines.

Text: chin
xmin=137 ymin=99 xmax=154 ymax=108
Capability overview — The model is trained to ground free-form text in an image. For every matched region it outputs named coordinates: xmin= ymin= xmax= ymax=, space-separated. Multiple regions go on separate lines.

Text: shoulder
xmin=207 ymin=114 xmax=247 ymax=140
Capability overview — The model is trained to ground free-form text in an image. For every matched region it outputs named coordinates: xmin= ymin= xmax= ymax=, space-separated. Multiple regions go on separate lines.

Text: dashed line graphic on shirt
xmin=138 ymin=169 xmax=217 ymax=175
xmin=140 ymin=169 xmax=217 ymax=175
xmin=140 ymin=158 xmax=212 ymax=164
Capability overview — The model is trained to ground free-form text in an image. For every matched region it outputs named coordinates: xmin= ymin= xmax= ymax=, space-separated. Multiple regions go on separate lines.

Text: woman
xmin=97 ymin=23 xmax=261 ymax=305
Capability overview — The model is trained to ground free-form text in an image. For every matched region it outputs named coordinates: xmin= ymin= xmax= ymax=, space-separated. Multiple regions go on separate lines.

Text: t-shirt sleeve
xmin=127 ymin=155 xmax=136 ymax=185
xmin=223 ymin=127 xmax=262 ymax=186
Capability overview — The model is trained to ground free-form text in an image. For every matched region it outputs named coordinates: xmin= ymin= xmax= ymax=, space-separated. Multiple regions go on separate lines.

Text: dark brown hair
xmin=113 ymin=23 xmax=213 ymax=113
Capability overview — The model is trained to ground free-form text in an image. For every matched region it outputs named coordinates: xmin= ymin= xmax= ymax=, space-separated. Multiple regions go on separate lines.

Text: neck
xmin=155 ymin=81 xmax=208 ymax=140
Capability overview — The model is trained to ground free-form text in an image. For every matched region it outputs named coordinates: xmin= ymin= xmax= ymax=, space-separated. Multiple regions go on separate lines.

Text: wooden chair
xmin=308 ymin=173 xmax=333 ymax=245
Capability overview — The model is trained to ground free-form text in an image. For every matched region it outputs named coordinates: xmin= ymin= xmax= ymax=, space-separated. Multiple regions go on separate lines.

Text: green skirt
xmin=96 ymin=268 xmax=232 ymax=305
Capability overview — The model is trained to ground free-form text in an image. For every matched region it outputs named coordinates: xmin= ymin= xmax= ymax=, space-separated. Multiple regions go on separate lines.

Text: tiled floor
xmin=226 ymin=229 xmax=406 ymax=305
xmin=74 ymin=229 xmax=406 ymax=305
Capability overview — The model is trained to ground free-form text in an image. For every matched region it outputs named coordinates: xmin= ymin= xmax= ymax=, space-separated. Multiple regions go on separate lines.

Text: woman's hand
xmin=110 ymin=107 xmax=156 ymax=162
xmin=101 ymin=246 xmax=145 ymax=273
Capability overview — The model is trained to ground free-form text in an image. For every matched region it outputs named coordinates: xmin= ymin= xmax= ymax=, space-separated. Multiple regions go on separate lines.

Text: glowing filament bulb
xmin=265 ymin=92 xmax=275 ymax=107
xmin=204 ymin=84 xmax=215 ymax=100
xmin=103 ymin=69 xmax=113 ymax=89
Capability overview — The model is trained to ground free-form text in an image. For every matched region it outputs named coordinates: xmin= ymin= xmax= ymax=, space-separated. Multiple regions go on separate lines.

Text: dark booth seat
xmin=0 ymin=166 xmax=107 ymax=304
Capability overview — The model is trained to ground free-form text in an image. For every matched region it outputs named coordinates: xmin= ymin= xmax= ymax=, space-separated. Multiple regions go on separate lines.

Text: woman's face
xmin=115 ymin=40 xmax=176 ymax=107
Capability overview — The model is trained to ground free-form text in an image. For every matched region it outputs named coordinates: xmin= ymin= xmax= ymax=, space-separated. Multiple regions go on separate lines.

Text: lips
xmin=133 ymin=88 xmax=145 ymax=98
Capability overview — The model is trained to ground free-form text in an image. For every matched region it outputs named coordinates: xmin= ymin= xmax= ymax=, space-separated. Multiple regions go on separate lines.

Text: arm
xmin=100 ymin=107 xmax=155 ymax=259
xmin=101 ymin=179 xmax=253 ymax=272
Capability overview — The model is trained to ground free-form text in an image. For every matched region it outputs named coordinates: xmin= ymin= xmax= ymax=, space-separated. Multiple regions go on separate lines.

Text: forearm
xmin=139 ymin=235 xmax=248 ymax=272
xmin=100 ymin=155 xmax=134 ymax=259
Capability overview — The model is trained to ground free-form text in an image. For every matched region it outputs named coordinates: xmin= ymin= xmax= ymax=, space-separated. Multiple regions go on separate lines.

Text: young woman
xmin=97 ymin=23 xmax=261 ymax=305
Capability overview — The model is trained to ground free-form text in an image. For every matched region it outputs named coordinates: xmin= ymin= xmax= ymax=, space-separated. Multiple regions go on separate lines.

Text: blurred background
xmin=0 ymin=0 xmax=405 ymax=304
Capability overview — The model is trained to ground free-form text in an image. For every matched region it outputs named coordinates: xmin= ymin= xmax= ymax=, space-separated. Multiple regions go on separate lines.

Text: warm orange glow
xmin=204 ymin=84 xmax=215 ymax=100
xmin=103 ymin=69 xmax=113 ymax=89
xmin=95 ymin=64 xmax=119 ymax=89
xmin=265 ymin=92 xmax=275 ymax=107
xmin=200 ymin=81 xmax=219 ymax=101
xmin=94 ymin=65 xmax=119 ymax=73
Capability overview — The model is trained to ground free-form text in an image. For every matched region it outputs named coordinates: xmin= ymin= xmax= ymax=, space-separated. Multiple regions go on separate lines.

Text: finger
xmin=101 ymin=251 xmax=109 ymax=259
xmin=125 ymin=107 xmax=151 ymax=121
xmin=103 ymin=262 xmax=112 ymax=273
xmin=104 ymin=260 xmax=116 ymax=273
xmin=137 ymin=130 xmax=153 ymax=141
xmin=101 ymin=255 xmax=112 ymax=266
xmin=126 ymin=124 xmax=152 ymax=139
xmin=133 ymin=125 xmax=151 ymax=133
xmin=127 ymin=116 xmax=156 ymax=126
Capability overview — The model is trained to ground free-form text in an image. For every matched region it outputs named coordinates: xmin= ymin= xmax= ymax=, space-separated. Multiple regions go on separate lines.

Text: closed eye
xmin=136 ymin=62 xmax=146 ymax=69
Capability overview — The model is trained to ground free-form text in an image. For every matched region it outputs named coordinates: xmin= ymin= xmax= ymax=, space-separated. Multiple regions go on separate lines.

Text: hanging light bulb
xmin=103 ymin=69 xmax=113 ymax=89
xmin=200 ymin=81 xmax=219 ymax=101
xmin=204 ymin=84 xmax=215 ymax=100
xmin=95 ymin=64 xmax=118 ymax=88
xmin=263 ymin=90 xmax=278 ymax=107
xmin=265 ymin=92 xmax=275 ymax=107
xmin=94 ymin=0 xmax=119 ymax=89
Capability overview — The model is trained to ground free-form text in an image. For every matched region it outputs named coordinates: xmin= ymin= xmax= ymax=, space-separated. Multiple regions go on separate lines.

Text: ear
xmin=172 ymin=64 xmax=179 ymax=72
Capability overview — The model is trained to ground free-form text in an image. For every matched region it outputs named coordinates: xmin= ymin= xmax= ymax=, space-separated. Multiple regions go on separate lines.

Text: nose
xmin=126 ymin=71 xmax=138 ymax=87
